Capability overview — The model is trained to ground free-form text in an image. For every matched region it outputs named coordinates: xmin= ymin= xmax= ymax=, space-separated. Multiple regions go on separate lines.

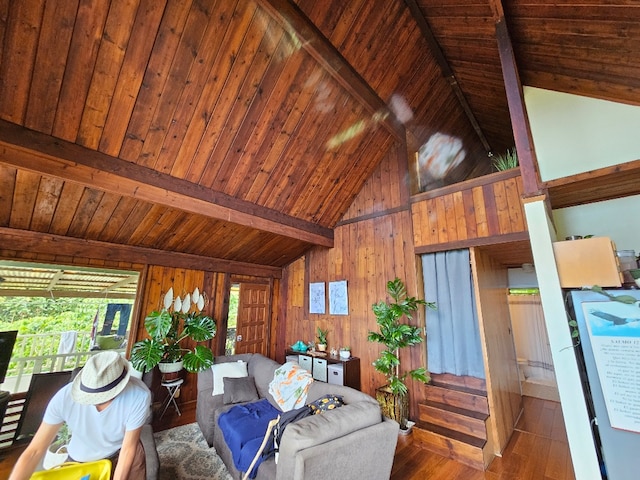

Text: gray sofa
xmin=196 ymin=353 xmax=399 ymax=480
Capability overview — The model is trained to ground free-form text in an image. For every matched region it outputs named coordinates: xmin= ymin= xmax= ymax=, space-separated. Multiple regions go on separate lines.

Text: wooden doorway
xmin=470 ymin=246 xmax=522 ymax=456
xmin=233 ymin=282 xmax=271 ymax=356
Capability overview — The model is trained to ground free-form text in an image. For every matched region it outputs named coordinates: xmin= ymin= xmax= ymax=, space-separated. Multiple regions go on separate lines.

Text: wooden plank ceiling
xmin=0 ymin=1 xmax=637 ymax=269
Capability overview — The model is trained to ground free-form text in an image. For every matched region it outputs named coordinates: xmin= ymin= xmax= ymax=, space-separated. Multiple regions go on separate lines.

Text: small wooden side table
xmin=159 ymin=378 xmax=183 ymax=419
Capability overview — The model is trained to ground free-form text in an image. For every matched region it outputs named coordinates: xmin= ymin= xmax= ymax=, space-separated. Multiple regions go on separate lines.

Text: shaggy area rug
xmin=154 ymin=423 xmax=233 ymax=480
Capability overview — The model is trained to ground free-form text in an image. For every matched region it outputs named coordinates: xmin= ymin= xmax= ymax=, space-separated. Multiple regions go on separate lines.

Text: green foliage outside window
xmin=0 ymin=297 xmax=132 ymax=334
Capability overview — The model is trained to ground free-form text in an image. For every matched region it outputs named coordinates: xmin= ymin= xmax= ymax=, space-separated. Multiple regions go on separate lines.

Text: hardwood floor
xmin=391 ymin=396 xmax=576 ymax=480
xmin=0 ymin=396 xmax=575 ymax=480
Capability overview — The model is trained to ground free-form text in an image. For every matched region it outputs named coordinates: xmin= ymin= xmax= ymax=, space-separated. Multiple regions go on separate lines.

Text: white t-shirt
xmin=43 ymin=377 xmax=151 ymax=462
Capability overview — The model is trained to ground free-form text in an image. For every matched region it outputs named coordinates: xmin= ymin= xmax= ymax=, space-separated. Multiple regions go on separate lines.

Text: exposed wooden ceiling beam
xmin=494 ymin=15 xmax=541 ymax=196
xmin=0 ymin=227 xmax=283 ymax=278
xmin=257 ymin=0 xmax=405 ymax=142
xmin=403 ymin=0 xmax=492 ymax=154
xmin=0 ymin=120 xmax=333 ymax=248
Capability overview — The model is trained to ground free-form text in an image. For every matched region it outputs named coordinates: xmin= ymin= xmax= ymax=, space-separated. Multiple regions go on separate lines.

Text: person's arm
xmin=9 ymin=422 xmax=62 ymax=480
xmin=112 ymin=426 xmax=143 ymax=480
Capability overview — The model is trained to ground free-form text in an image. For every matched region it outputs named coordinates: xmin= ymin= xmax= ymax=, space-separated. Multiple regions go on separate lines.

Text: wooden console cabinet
xmin=285 ymin=349 xmax=360 ymax=390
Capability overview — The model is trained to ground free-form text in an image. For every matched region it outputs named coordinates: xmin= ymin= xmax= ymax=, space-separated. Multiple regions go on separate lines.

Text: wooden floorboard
xmin=0 ymin=396 xmax=575 ymax=480
xmin=391 ymin=396 xmax=576 ymax=480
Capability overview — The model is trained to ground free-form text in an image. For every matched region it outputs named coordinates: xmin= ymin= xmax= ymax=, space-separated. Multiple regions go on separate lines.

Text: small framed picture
xmin=329 ymin=280 xmax=348 ymax=315
xmin=309 ymin=282 xmax=325 ymax=314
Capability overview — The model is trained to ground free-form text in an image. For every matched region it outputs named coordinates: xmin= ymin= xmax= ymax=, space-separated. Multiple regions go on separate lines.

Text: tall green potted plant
xmin=131 ymin=306 xmax=216 ymax=374
xmin=367 ymin=277 xmax=436 ymax=430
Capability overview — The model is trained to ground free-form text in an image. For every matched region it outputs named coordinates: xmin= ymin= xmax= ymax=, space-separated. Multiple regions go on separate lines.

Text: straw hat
xmin=72 ymin=351 xmax=131 ymax=405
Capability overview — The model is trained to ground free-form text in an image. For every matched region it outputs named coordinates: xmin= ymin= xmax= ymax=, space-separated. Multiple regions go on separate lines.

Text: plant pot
xmin=339 ymin=350 xmax=350 ymax=359
xmin=43 ymin=442 xmax=68 ymax=470
xmin=398 ymin=420 xmax=415 ymax=436
xmin=375 ymin=386 xmax=410 ymax=430
xmin=317 ymin=344 xmax=327 ymax=352
xmin=158 ymin=360 xmax=183 ymax=374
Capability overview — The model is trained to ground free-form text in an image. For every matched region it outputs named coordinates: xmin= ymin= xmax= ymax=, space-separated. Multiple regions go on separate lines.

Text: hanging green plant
xmin=587 ymin=285 xmax=639 ymax=306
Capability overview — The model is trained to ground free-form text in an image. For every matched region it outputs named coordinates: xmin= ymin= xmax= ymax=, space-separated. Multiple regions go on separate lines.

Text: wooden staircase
xmin=413 ymin=373 xmax=491 ymax=471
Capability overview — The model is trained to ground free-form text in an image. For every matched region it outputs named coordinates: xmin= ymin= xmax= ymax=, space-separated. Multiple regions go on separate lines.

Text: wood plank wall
xmin=470 ymin=247 xmax=522 ymax=455
xmin=137 ymin=265 xmax=213 ymax=404
xmin=281 ymin=158 xmax=530 ymax=421
xmin=281 ymin=147 xmax=431 ymax=417
xmin=411 ymin=169 xmax=527 ymax=252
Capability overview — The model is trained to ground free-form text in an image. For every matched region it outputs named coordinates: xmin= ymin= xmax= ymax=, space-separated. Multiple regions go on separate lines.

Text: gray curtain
xmin=422 ymin=249 xmax=485 ymax=379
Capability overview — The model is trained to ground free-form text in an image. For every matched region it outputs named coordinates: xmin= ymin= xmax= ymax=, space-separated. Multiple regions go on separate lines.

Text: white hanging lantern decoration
xmin=174 ymin=296 xmax=182 ymax=312
xmin=192 ymin=287 xmax=200 ymax=305
xmin=182 ymin=293 xmax=191 ymax=313
xmin=163 ymin=287 xmax=174 ymax=310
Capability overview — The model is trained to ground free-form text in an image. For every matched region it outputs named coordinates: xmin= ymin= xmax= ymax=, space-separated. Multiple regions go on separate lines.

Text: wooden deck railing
xmin=0 ymin=332 xmax=127 ymax=449
xmin=4 ymin=332 xmax=124 ymax=394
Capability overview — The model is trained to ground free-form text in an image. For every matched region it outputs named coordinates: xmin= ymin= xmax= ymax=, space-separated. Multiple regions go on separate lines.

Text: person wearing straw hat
xmin=10 ymin=350 xmax=151 ymax=480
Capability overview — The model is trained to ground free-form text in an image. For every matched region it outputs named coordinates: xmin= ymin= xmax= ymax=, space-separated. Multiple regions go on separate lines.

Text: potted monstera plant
xmin=367 ymin=277 xmax=436 ymax=430
xmin=131 ymin=291 xmax=216 ymax=374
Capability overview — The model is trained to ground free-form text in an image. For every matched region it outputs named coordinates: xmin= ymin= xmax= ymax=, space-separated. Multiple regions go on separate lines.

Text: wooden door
xmin=470 ymin=247 xmax=522 ymax=455
xmin=234 ymin=283 xmax=271 ymax=355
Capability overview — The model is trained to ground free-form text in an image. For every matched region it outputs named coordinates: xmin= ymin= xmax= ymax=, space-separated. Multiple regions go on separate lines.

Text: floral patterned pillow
xmin=308 ymin=394 xmax=345 ymax=414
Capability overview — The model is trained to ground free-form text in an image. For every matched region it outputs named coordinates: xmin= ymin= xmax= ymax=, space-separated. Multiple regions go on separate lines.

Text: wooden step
xmin=429 ymin=373 xmax=487 ymax=395
xmin=424 ymin=383 xmax=489 ymax=415
xmin=413 ymin=422 xmax=486 ymax=471
xmin=418 ymin=401 xmax=488 ymax=439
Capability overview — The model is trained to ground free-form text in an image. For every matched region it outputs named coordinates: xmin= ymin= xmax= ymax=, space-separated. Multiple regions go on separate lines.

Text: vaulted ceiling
xmin=0 ymin=1 xmax=637 ymax=270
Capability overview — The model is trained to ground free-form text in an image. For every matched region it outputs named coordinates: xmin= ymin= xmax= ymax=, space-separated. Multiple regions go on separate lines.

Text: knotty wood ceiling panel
xmin=0 ymin=167 xmax=312 ymax=266
xmin=295 ymin=0 xmax=492 ymax=192
xmin=1 ymin=0 xmax=638 ymax=270
xmin=505 ymin=2 xmax=640 ymax=107
xmin=414 ymin=0 xmax=514 ymax=157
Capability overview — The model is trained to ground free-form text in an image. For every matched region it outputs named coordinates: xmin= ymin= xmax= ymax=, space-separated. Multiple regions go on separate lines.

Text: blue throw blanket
xmin=218 ymin=399 xmax=280 ymax=478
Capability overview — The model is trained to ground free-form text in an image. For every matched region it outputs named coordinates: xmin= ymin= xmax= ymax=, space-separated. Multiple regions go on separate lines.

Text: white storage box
xmin=298 ymin=354 xmax=312 ymax=373
xmin=327 ymin=363 xmax=344 ymax=385
xmin=286 ymin=354 xmax=299 ymax=365
xmin=312 ymin=358 xmax=327 ymax=382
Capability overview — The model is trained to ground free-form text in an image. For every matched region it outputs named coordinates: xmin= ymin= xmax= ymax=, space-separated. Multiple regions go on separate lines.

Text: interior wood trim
xmin=257 ymin=0 xmax=405 ymax=142
xmin=543 ymin=158 xmax=640 ymax=209
xmin=494 ymin=18 xmax=541 ymax=196
xmin=335 ymin=205 xmax=408 ymax=227
xmin=0 ymin=120 xmax=333 ymax=247
xmin=0 ymin=227 xmax=283 ymax=278
xmin=125 ymin=264 xmax=149 ymax=358
xmin=410 ymin=168 xmax=521 ymax=204
xmin=414 ymin=231 xmax=530 ymax=255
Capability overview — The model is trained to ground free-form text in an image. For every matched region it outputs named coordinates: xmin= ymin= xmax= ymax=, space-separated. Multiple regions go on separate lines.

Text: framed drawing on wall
xmin=309 ymin=282 xmax=325 ymax=314
xmin=329 ymin=280 xmax=349 ymax=315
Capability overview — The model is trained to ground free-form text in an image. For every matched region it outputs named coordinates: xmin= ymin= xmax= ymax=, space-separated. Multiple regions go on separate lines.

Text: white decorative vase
xmin=339 ymin=350 xmax=351 ymax=359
